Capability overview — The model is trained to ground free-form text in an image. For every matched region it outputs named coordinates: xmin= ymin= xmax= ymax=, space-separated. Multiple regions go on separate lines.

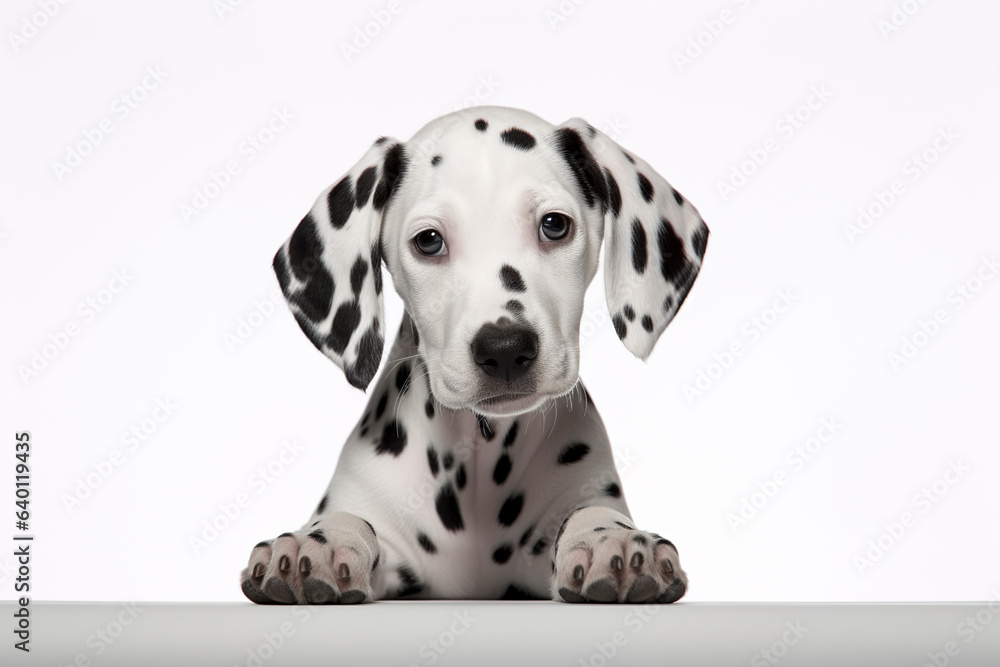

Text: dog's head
xmin=273 ymin=107 xmax=708 ymax=417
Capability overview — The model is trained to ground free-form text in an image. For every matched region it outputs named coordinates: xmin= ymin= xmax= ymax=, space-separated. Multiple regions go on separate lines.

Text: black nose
xmin=471 ymin=323 xmax=539 ymax=382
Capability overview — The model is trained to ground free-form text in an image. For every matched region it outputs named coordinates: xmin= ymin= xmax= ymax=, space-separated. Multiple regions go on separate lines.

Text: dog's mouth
xmin=471 ymin=391 xmax=543 ymax=417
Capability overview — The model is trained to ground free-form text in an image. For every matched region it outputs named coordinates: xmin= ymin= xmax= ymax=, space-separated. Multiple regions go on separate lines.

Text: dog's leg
xmin=240 ymin=512 xmax=381 ymax=604
xmin=550 ymin=506 xmax=687 ymax=603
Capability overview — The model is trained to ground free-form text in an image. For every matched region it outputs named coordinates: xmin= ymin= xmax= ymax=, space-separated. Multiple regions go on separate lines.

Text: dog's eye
xmin=539 ymin=212 xmax=571 ymax=241
xmin=414 ymin=229 xmax=446 ymax=256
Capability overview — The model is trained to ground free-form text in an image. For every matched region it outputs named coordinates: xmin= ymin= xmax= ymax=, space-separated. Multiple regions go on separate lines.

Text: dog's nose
xmin=471 ymin=323 xmax=538 ymax=382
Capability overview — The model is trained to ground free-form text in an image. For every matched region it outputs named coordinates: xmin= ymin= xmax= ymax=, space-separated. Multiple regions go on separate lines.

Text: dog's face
xmin=382 ymin=112 xmax=603 ymax=416
xmin=273 ymin=107 xmax=708 ymax=416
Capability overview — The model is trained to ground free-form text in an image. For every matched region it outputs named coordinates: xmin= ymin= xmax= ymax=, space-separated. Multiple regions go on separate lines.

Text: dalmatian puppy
xmin=240 ymin=106 xmax=708 ymax=604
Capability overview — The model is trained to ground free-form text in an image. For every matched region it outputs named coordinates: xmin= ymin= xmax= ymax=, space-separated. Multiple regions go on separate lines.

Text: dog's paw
xmin=552 ymin=506 xmax=687 ymax=604
xmin=240 ymin=512 xmax=380 ymax=605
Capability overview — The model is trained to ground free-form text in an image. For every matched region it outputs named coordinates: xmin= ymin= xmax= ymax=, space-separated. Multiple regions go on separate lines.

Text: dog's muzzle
xmin=470 ymin=322 xmax=539 ymax=383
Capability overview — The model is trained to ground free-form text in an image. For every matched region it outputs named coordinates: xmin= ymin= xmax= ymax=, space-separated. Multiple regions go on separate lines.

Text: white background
xmin=2 ymin=0 xmax=998 ymax=603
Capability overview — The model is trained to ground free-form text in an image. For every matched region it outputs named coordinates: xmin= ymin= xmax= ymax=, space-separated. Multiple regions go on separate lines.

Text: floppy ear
xmin=553 ymin=119 xmax=709 ymax=360
xmin=272 ymin=138 xmax=408 ymax=390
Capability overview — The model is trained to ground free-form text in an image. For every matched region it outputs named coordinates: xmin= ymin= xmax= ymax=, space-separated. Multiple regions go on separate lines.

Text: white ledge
xmin=5 ymin=601 xmax=999 ymax=667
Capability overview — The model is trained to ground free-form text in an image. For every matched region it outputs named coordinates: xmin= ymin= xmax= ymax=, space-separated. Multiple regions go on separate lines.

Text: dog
xmin=240 ymin=106 xmax=708 ymax=604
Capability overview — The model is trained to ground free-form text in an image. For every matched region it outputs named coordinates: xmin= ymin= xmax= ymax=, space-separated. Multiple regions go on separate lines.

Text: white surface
xmin=5 ymin=602 xmax=1000 ymax=667
xmin=1 ymin=1 xmax=999 ymax=604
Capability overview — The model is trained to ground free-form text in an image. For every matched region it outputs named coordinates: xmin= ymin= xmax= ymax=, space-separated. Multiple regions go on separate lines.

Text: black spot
xmin=663 ymin=294 xmax=675 ymax=313
xmin=503 ymin=422 xmax=519 ymax=448
xmin=552 ymin=127 xmax=607 ymax=210
xmin=499 ymin=265 xmax=526 ymax=293
xmin=623 ymin=150 xmax=636 ymax=164
xmin=373 ymin=143 xmax=407 ymax=212
xmin=531 ymin=537 xmax=549 ymax=555
xmin=360 ymin=427 xmax=368 ymax=436
xmin=253 ymin=540 xmax=270 ymax=549
xmin=475 ymin=118 xmax=488 ymax=131
xmin=349 ymin=256 xmax=368 ymax=297
xmin=498 ymin=493 xmax=524 ymax=526
xmin=615 ymin=520 xmax=633 ymax=530
xmin=657 ymin=217 xmax=695 ymax=287
xmin=291 ymin=263 xmax=334 ymax=321
xmin=637 ymin=172 xmax=654 ymax=203
xmin=345 ymin=324 xmax=384 ymax=390
xmin=355 ymin=166 xmax=377 ymax=209
xmin=605 ymin=482 xmax=622 ymax=498
xmin=493 ymin=454 xmax=512 ymax=485
xmin=476 ymin=414 xmax=495 ymax=440
xmin=395 ymin=362 xmax=411 ymax=391
xmin=671 ymin=187 xmax=684 ymax=206
xmin=655 ymin=538 xmax=678 ymax=554
xmin=632 ymin=534 xmax=649 ymax=546
xmin=287 ymin=214 xmax=322 ymax=281
xmin=370 ymin=243 xmax=383 ymax=295
xmin=605 ymin=168 xmax=622 ymax=219
xmin=425 ymin=398 xmax=435 ymax=418
xmin=371 ymin=553 xmax=380 ymax=572
xmin=307 ymin=529 xmax=327 ymax=544
xmin=427 ymin=447 xmax=439 ymax=477
xmin=558 ymin=442 xmax=590 ymax=465
xmin=436 ymin=483 xmax=464 ymax=531
xmin=442 ymin=452 xmax=455 ymax=470
xmin=501 ymin=584 xmax=545 ymax=600
xmin=492 ymin=544 xmax=514 ymax=564
xmin=612 ymin=314 xmax=627 ymax=340
xmin=397 ymin=565 xmax=424 ymax=597
xmin=631 ymin=219 xmax=648 ymax=274
xmin=374 ymin=136 xmax=388 ymax=145
xmin=519 ymin=525 xmax=534 ymax=548
xmin=623 ymin=304 xmax=636 ymax=322
xmin=692 ymin=221 xmax=709 ymax=260
xmin=500 ymin=127 xmax=536 ymax=150
xmin=417 ymin=532 xmax=437 ymax=554
xmin=327 ymin=175 xmax=354 ymax=229
xmin=593 ymin=527 xmax=607 ymax=532
xmin=456 ymin=463 xmax=467 ymax=490
xmin=375 ymin=392 xmax=388 ymax=420
xmin=277 ymin=532 xmax=294 ymax=539
xmin=316 ymin=495 xmax=328 ymax=515
xmin=431 ymin=155 xmax=442 ymax=166
xmin=327 ymin=300 xmax=362 ymax=355
xmin=376 ymin=420 xmax=407 ymax=456
xmin=361 ymin=412 xmax=370 ymax=426
xmin=504 ymin=299 xmax=524 ymax=314
xmin=641 ymin=315 xmax=653 ymax=332
xmin=273 ymin=248 xmax=291 ymax=294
